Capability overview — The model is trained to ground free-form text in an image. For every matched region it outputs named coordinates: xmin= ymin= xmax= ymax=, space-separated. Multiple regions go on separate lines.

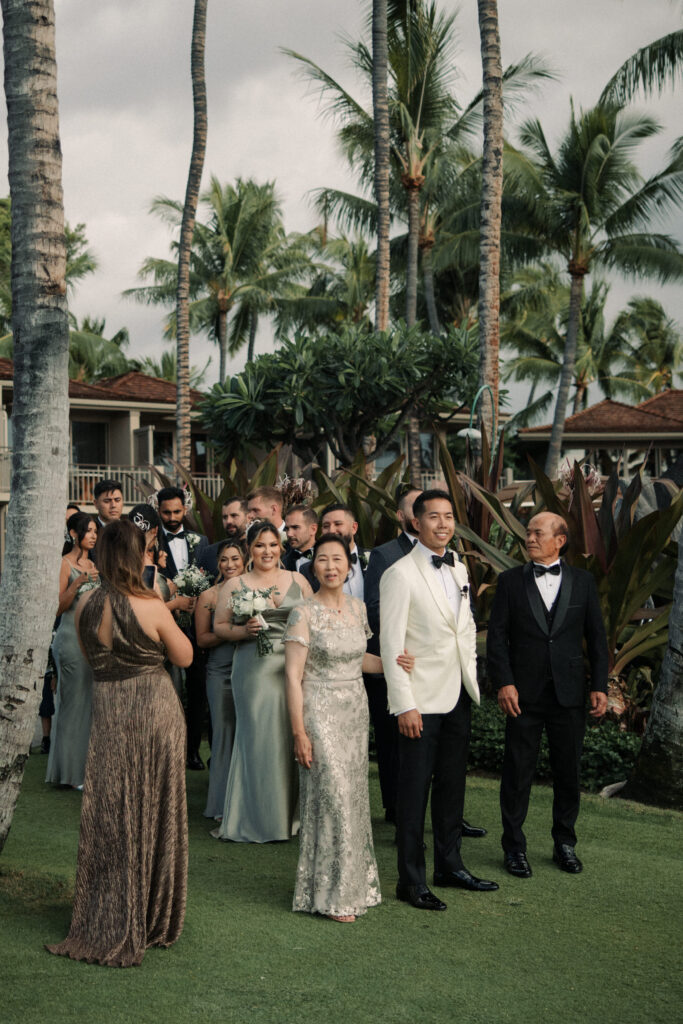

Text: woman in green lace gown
xmin=212 ymin=521 xmax=313 ymax=843
xmin=284 ymin=534 xmax=414 ymax=922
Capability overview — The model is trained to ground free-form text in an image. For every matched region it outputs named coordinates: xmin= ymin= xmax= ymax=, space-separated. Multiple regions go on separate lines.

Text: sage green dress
xmin=214 ymin=581 xmax=302 ymax=843
xmin=46 ymin=566 xmax=96 ymax=788
xmin=203 ymin=620 xmax=235 ymax=819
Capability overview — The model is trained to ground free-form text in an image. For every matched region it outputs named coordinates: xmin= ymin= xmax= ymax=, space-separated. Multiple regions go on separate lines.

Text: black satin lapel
xmin=523 ymin=562 xmax=549 ymax=635
xmin=551 ymin=563 xmax=573 ymax=634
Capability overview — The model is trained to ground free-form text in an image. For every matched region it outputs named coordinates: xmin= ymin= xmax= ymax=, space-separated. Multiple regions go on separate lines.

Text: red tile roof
xmin=521 ymin=395 xmax=683 ymax=435
xmin=636 ymin=389 xmax=683 ymax=424
xmin=0 ymin=362 xmax=204 ymax=406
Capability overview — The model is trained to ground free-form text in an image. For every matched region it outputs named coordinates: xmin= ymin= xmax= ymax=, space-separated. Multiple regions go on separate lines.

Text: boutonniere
xmin=186 ymin=533 xmax=201 ymax=553
xmin=461 ymin=584 xmax=469 ymax=600
xmin=359 ymin=550 xmax=369 ymax=571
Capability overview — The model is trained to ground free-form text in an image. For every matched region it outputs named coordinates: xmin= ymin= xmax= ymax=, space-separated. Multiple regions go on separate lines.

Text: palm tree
xmin=0 ymin=0 xmax=70 ymax=853
xmin=134 ymin=349 xmax=211 ymax=388
xmin=128 ymin=177 xmax=309 ymax=381
xmin=175 ymin=0 xmax=208 ymax=468
xmin=601 ymin=27 xmax=683 ymax=104
xmin=372 ymin=0 xmax=391 ymax=330
xmin=615 ymin=297 xmax=683 ymax=397
xmin=476 ymin=0 xmax=504 ymax=442
xmin=509 ymin=101 xmax=683 ymax=477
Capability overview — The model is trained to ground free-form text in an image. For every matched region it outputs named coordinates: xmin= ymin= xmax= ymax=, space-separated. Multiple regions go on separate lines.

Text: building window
xmin=72 ymin=421 xmax=106 ymax=465
xmin=192 ymin=436 xmax=207 ymax=475
xmin=153 ymin=431 xmax=174 ymax=468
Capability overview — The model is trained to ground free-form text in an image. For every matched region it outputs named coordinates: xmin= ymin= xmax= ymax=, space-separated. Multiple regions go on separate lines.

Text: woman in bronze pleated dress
xmin=46 ymin=519 xmax=193 ymax=968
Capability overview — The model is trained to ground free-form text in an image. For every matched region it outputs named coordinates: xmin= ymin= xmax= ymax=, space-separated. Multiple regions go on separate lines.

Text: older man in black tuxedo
xmin=487 ymin=512 xmax=608 ymax=878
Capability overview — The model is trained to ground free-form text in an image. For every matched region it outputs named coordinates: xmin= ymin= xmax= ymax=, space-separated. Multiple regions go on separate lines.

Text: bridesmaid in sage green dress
xmin=195 ymin=539 xmax=246 ymax=819
xmin=212 ymin=521 xmax=313 ymax=843
xmin=46 ymin=513 xmax=99 ymax=789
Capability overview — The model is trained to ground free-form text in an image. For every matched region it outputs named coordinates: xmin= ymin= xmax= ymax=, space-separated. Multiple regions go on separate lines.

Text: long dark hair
xmin=96 ymin=519 xmax=158 ymax=599
xmin=246 ymin=519 xmax=281 ymax=549
xmin=62 ymin=512 xmax=97 ymax=557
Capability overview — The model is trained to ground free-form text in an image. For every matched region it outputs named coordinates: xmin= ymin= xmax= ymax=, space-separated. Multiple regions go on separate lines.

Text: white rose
xmin=253 ymin=596 xmax=267 ymax=612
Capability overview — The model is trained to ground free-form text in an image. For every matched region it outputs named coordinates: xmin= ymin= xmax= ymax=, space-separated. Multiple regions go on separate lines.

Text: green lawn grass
xmin=2 ymin=746 xmax=681 ymax=1024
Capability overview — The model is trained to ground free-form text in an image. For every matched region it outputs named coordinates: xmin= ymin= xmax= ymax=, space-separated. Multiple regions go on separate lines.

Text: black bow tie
xmin=432 ymin=551 xmax=455 ymax=569
xmin=349 ymin=552 xmax=358 ymax=565
xmin=168 ymin=530 xmax=185 ymax=541
xmin=533 ymin=562 xmax=561 ymax=577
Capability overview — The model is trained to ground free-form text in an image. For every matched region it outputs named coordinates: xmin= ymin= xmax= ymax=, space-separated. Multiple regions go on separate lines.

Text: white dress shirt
xmin=165 ymin=528 xmax=189 ymax=572
xmin=343 ymin=544 xmax=365 ymax=600
xmin=533 ymin=560 xmax=562 ymax=610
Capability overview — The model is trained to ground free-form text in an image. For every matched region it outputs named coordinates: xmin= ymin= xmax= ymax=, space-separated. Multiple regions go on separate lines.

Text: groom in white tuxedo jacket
xmin=380 ymin=490 xmax=498 ymax=910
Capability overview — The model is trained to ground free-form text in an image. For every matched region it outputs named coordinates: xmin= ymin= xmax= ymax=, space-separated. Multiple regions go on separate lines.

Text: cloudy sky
xmin=1 ymin=0 xmax=681 ymax=405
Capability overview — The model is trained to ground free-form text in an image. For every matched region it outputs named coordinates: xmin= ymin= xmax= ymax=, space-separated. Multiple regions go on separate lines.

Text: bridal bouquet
xmin=231 ymin=582 xmax=276 ymax=657
xmin=173 ymin=564 xmax=211 ymax=627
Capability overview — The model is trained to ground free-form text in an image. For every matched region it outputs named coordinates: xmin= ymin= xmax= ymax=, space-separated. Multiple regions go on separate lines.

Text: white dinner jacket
xmin=379 ymin=544 xmax=480 ymax=715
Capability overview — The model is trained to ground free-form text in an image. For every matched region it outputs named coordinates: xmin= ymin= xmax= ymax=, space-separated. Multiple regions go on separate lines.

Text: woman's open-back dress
xmin=46 ymin=584 xmax=188 ymax=967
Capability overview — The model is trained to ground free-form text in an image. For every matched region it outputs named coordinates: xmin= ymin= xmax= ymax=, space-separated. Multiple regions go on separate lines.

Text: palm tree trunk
xmin=404 ymin=182 xmax=421 ymax=328
xmin=405 ymin=181 xmax=423 ymax=485
xmin=623 ymin=535 xmax=683 ymax=809
xmin=247 ymin=310 xmax=258 ymax=363
xmin=573 ymin=380 xmax=586 ymax=414
xmin=0 ymin=0 xmax=70 ymax=854
xmin=372 ymin=0 xmax=391 ymax=332
xmin=545 ymin=267 xmax=585 ymax=478
xmin=175 ymin=0 xmax=207 ymax=469
xmin=476 ymin=0 xmax=503 ymax=444
xmin=422 ymin=244 xmax=440 ymax=335
xmin=218 ymin=306 xmax=228 ymax=380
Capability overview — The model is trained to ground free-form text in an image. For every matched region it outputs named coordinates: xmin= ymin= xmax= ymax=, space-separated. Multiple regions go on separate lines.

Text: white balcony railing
xmin=0 ymin=454 xmax=225 ymax=505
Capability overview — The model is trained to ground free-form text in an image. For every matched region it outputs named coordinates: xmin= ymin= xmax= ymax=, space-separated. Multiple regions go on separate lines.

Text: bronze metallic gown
xmin=46 ymin=584 xmax=187 ymax=967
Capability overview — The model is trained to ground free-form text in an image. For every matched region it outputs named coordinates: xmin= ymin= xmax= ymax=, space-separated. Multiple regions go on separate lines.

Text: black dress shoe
xmin=433 ymin=869 xmax=499 ymax=892
xmin=461 ymin=819 xmax=487 ymax=839
xmin=186 ymin=753 xmax=205 ymax=771
xmin=396 ymin=883 xmax=447 ymax=911
xmin=504 ymin=851 xmax=532 ymax=878
xmin=553 ymin=843 xmax=583 ymax=873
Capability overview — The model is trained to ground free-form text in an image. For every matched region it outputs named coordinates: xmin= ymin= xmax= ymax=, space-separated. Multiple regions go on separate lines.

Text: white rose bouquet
xmin=231 ymin=582 xmax=277 ymax=656
xmin=173 ymin=564 xmax=212 ymax=627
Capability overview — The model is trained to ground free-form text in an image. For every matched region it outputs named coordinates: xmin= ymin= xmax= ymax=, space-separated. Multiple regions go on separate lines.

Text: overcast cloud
xmin=0 ymin=0 xmax=681 ymax=406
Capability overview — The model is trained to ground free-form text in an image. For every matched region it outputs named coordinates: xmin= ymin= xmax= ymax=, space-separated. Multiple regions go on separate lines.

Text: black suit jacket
xmin=364 ymin=532 xmax=415 ymax=656
xmin=281 ymin=546 xmax=313 ymax=572
xmin=486 ymin=561 xmax=608 ymax=707
xmin=159 ymin=529 xmax=209 ymax=581
xmin=299 ymin=546 xmax=369 ymax=594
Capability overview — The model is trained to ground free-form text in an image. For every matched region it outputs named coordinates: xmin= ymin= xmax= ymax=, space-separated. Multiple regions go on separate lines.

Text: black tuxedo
xmin=281 ymin=546 xmax=313 ymax=572
xmin=158 ymin=529 xmax=209 ymax=581
xmin=487 ymin=561 xmax=608 ymax=853
xmin=362 ymin=531 xmax=415 ymax=818
xmin=158 ymin=528 xmax=210 ymax=761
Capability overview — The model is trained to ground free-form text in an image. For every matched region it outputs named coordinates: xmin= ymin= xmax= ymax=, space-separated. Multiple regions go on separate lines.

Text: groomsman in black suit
xmin=487 ymin=512 xmax=608 ymax=878
xmin=364 ymin=487 xmax=421 ymax=824
xmin=299 ymin=503 xmax=368 ymax=596
xmin=282 ymin=505 xmax=318 ymax=571
xmin=157 ymin=486 xmax=210 ymax=771
xmin=196 ymin=496 xmax=248 ymax=578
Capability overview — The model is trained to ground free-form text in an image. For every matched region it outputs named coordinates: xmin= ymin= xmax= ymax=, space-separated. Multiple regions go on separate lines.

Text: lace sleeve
xmin=282 ymin=604 xmax=310 ymax=648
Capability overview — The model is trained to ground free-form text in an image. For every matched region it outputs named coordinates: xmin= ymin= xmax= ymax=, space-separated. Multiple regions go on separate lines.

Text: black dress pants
xmin=500 ymin=680 xmax=585 ymax=853
xmin=396 ymin=688 xmax=471 ymax=886
xmin=185 ymin=640 xmax=208 ymax=756
xmin=364 ymin=672 xmax=398 ymax=816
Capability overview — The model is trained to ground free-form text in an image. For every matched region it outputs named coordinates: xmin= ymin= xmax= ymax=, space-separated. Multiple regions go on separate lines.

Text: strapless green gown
xmin=214 ymin=581 xmax=302 ymax=843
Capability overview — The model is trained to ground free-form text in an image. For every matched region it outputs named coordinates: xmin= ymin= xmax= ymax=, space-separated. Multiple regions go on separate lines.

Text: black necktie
xmin=533 ymin=562 xmax=561 ymax=577
xmin=349 ymin=552 xmax=358 ymax=565
xmin=432 ymin=551 xmax=455 ymax=569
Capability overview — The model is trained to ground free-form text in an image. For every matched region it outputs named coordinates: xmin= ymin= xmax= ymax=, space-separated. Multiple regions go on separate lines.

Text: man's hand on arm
xmin=498 ymin=685 xmax=521 ymax=717
xmin=398 ymin=708 xmax=423 ymax=739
